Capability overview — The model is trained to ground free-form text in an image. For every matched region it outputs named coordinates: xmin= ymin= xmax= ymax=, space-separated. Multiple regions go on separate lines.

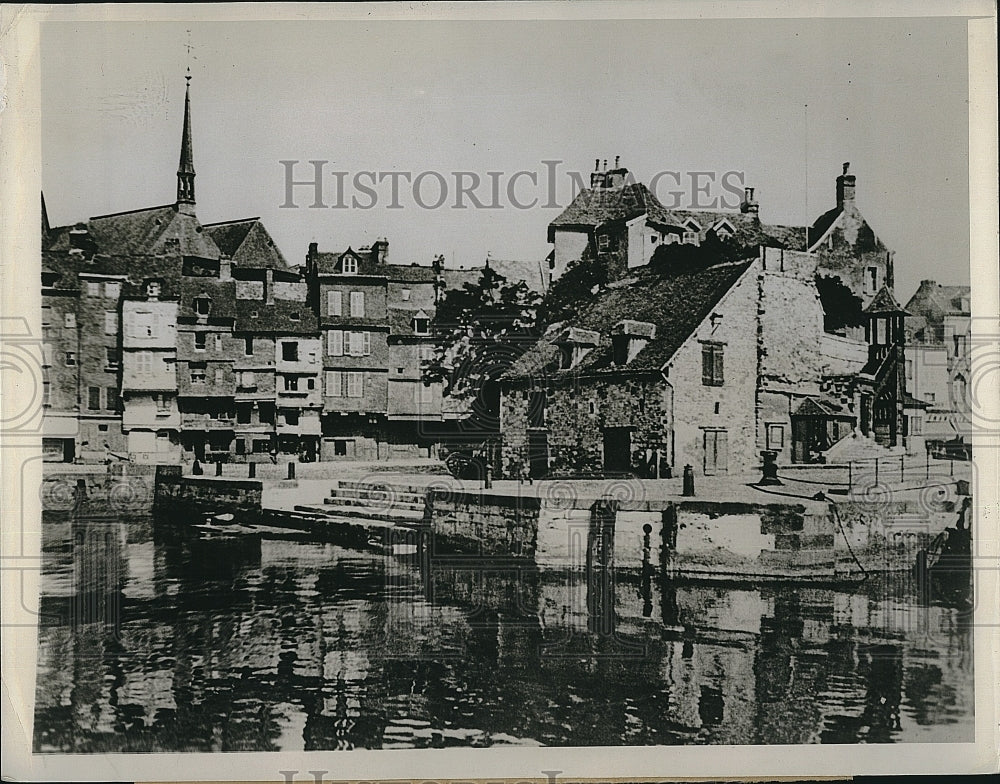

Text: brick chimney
xmin=836 ymin=162 xmax=856 ymax=209
xmin=372 ymin=237 xmax=388 ymax=264
xmin=740 ymin=186 xmax=759 ymax=216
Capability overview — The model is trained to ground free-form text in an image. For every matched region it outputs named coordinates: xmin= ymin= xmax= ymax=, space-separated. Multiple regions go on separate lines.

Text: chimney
xmin=372 ymin=237 xmax=388 ymax=264
xmin=836 ymin=162 xmax=856 ymax=209
xmin=591 ymin=157 xmax=605 ymax=189
xmin=740 ymin=186 xmax=759 ymax=216
xmin=614 ymin=155 xmax=620 ymax=168
xmin=219 ymin=257 xmax=232 ymax=281
xmin=265 ymin=268 xmax=275 ymax=305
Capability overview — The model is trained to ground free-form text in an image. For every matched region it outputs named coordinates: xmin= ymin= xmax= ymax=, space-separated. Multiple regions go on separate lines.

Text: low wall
xmin=41 ymin=463 xmax=157 ymax=514
xmin=427 ymin=488 xmax=541 ymax=557
xmin=153 ymin=471 xmax=263 ymax=521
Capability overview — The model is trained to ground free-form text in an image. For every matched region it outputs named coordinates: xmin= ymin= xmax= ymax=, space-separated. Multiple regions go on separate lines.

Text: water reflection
xmin=34 ymin=513 xmax=973 ymax=752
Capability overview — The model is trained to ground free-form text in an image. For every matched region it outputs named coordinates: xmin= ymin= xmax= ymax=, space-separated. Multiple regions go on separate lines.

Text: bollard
xmin=287 ymin=461 xmax=296 ymax=480
xmin=758 ymin=450 xmax=782 ymax=486
xmin=900 ymin=454 xmax=905 ymax=483
xmin=192 ymin=459 xmax=203 ymax=476
xmin=215 ymin=461 xmax=223 ymax=476
xmin=248 ymin=462 xmax=256 ymax=478
xmin=682 ymin=465 xmax=695 ymax=497
xmin=484 ymin=462 xmax=493 ymax=489
xmin=875 ymin=458 xmax=879 ymax=485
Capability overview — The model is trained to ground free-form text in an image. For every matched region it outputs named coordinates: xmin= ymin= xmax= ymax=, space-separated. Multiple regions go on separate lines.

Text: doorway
xmin=603 ymin=427 xmax=632 ymax=474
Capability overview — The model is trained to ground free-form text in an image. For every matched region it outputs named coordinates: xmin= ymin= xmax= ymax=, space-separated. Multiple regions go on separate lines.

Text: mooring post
xmin=215 ymin=460 xmax=223 ymax=477
xmin=287 ymin=461 xmax=296 ymax=480
xmin=900 ymin=454 xmax=905 ymax=483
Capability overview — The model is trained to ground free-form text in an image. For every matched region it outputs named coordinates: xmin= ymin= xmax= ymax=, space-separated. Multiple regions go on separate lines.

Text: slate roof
xmin=386 ymin=308 xmax=435 ymax=337
xmin=864 ymin=286 xmax=909 ymax=314
xmin=505 ymin=259 xmax=754 ymax=380
xmin=651 ymin=209 xmax=807 ymax=250
xmin=384 ymin=264 xmax=437 ymax=283
xmin=312 ymin=249 xmax=384 ymax=276
xmin=793 ymin=396 xmax=852 ymax=418
xmin=807 ymin=206 xmax=842 ymax=248
xmin=85 ymin=204 xmax=221 ymax=259
xmin=203 ymin=218 xmax=290 ymax=271
xmin=548 ymin=182 xmax=668 ymax=239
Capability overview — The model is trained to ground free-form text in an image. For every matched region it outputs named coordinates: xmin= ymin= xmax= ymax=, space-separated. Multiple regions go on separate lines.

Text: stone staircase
xmin=294 ymin=479 xmax=428 ymax=528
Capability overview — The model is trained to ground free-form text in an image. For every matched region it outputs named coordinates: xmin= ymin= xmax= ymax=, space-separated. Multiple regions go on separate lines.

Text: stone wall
xmin=41 ymin=463 xmax=157 ymax=514
xmin=153 ymin=473 xmax=263 ymax=519
xmin=428 ymin=488 xmax=541 ymax=556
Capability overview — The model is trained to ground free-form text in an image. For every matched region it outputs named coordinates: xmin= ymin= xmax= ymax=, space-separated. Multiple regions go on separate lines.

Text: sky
xmin=40 ymin=16 xmax=972 ymax=301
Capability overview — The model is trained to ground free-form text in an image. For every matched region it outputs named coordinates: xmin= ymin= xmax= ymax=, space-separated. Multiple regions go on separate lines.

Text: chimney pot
xmin=614 ymin=155 xmax=620 ymax=168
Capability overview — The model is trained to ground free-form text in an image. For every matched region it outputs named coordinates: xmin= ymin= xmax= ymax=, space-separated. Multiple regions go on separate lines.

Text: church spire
xmin=176 ymin=71 xmax=196 ymax=212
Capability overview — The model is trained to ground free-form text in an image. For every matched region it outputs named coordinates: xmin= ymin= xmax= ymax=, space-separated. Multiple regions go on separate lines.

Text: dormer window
xmin=412 ymin=310 xmax=430 ymax=335
xmin=597 ymin=234 xmax=610 ymax=251
xmin=683 ymin=218 xmax=701 ymax=233
xmin=713 ymin=220 xmax=735 ymax=240
xmin=145 ymin=280 xmax=162 ymax=299
xmin=556 ymin=327 xmax=600 ymax=370
xmin=611 ymin=320 xmax=656 ymax=365
xmin=682 ymin=231 xmax=700 ymax=245
xmin=194 ymin=295 xmax=211 ymax=317
xmin=341 ymin=254 xmax=358 ymax=274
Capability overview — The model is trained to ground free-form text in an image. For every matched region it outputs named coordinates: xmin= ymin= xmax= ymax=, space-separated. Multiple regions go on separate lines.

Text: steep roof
xmin=86 ymin=204 xmax=220 ymax=259
xmin=864 ymin=285 xmax=909 ymax=314
xmin=311 ymin=248 xmax=384 ymax=276
xmin=202 ymin=218 xmax=289 ymax=270
xmin=651 ymin=209 xmax=807 ymax=250
xmin=807 ymin=206 xmax=842 ymax=248
xmin=905 ymin=280 xmax=971 ymax=318
xmin=505 ymin=259 xmax=754 ymax=380
xmin=548 ymin=182 xmax=668 ymax=239
xmin=384 ymin=264 xmax=437 ymax=283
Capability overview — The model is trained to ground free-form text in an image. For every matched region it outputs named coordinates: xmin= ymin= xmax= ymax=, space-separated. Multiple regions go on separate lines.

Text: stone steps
xmin=294 ymin=504 xmax=426 ymax=529
xmin=322 ymin=495 xmax=426 ymax=513
xmin=320 ymin=497 xmax=426 ymax=521
xmin=330 ymin=485 xmax=427 ymax=506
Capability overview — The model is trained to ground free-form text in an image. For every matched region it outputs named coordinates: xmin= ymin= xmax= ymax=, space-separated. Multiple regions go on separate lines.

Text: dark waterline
xmin=33 ymin=513 xmax=973 ymax=752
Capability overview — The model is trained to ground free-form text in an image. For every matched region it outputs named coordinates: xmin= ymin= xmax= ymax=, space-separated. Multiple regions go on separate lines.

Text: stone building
xmin=903 ymin=280 xmax=972 ymax=440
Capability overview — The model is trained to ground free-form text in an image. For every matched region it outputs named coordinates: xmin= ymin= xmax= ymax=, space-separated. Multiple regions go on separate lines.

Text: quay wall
xmin=41 ymin=463 xmax=157 ymax=514
xmin=153 ymin=469 xmax=264 ymax=520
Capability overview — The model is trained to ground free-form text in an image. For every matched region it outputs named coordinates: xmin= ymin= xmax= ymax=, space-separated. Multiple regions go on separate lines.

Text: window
xmin=328 ymin=290 xmax=343 ymax=316
xmin=190 ymin=363 xmax=207 ymax=384
xmin=136 ymin=351 xmax=153 ymax=375
xmin=650 ymin=235 xmax=658 ymax=244
xmin=236 ymin=403 xmax=252 ymax=425
xmin=214 ymin=334 xmax=223 ymax=352
xmin=597 ymin=234 xmax=610 ymax=251
xmin=328 ymin=329 xmax=344 ymax=356
xmin=235 ymin=438 xmax=246 ymax=455
xmin=282 ymin=341 xmax=299 ymax=362
xmin=239 ymin=371 xmax=256 ymax=388
xmin=259 ymin=404 xmax=275 ymax=425
xmin=65 ymin=351 xmax=76 ymax=366
xmin=104 ymin=282 xmax=121 ymax=299
xmin=682 ymin=231 xmax=699 ymax=245
xmin=104 ymin=311 xmax=118 ymax=335
xmin=106 ymin=387 xmax=119 ymax=411
xmin=347 ymin=331 xmax=371 ymax=356
xmin=714 ymin=402 xmax=721 ymax=415
xmin=326 ymin=370 xmax=343 ymax=397
xmin=244 ymin=336 xmax=254 ymax=356
xmin=412 ymin=317 xmax=430 ymax=335
xmin=252 ymin=439 xmax=270 ymax=454
xmin=701 ymin=342 xmax=724 ymax=386
xmin=284 ymin=410 xmax=299 ymax=426
xmin=334 ymin=439 xmax=349 ymax=457
xmin=926 ymin=392 xmax=936 ymax=403
xmin=64 ymin=312 xmax=76 ymax=329
xmin=953 ymin=334 xmax=967 ymax=357
xmin=766 ymin=424 xmax=785 ymax=450
xmin=401 ymin=288 xmax=411 ymax=301
xmin=342 ymin=255 xmax=358 ymax=274
xmin=909 ymin=416 xmax=923 ymax=435
xmin=194 ymin=332 xmax=207 ymax=351
xmin=350 ymin=291 xmax=365 ymax=317
xmin=85 ymin=281 xmax=101 ymax=297
xmin=346 ymin=372 xmax=363 ymax=398
xmin=307 ymin=377 xmax=316 ymax=390
xmin=145 ymin=280 xmax=161 ymax=299
xmin=155 ymin=394 xmax=170 ymax=413
xmin=132 ymin=311 xmax=154 ymax=338
xmin=290 ymin=312 xmax=300 ymax=322
xmin=194 ymin=296 xmax=211 ymax=316
xmin=283 ymin=375 xmax=299 ymax=392
xmin=865 ymin=267 xmax=879 ymax=294
xmin=214 ymin=369 xmax=224 ymax=385
xmin=106 ymin=347 xmax=120 ymax=369
xmin=88 ymin=386 xmax=101 ymax=410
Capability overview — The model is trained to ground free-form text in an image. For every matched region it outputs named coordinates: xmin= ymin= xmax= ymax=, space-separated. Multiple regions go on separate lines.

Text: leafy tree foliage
xmin=423 ymin=262 xmax=541 ymax=406
xmin=815 ymin=274 xmax=866 ymax=333
xmin=538 ymin=250 xmax=608 ymax=325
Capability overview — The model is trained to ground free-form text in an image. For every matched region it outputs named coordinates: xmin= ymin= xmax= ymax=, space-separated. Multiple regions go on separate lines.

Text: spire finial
xmin=176 ymin=37 xmax=196 ymax=211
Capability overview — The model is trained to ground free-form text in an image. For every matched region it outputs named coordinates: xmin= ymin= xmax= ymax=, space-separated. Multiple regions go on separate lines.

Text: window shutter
xmin=717 ymin=430 xmax=728 ymax=473
xmin=349 ymin=331 xmax=363 ymax=356
xmin=363 ymin=331 xmax=371 ymax=356
xmin=328 ymin=329 xmax=344 ymax=356
xmin=714 ymin=347 xmax=724 ymax=385
xmin=328 ymin=290 xmax=343 ymax=316
xmin=350 ymin=291 xmax=365 ymax=317
xmin=702 ymin=345 xmax=712 ymax=385
xmin=347 ymin=372 xmax=363 ymax=398
xmin=326 ymin=370 xmax=343 ymax=397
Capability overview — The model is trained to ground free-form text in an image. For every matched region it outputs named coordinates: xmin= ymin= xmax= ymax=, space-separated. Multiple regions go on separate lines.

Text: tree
xmin=423 ymin=262 xmax=541 ymax=420
xmin=538 ymin=250 xmax=608 ymax=325
xmin=815 ymin=274 xmax=866 ymax=333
